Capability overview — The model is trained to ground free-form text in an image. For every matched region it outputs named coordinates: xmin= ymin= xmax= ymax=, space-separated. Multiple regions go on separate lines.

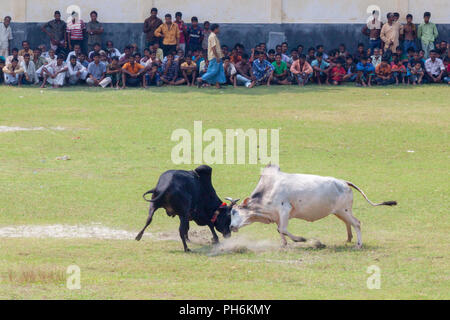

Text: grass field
xmin=0 ymin=84 xmax=449 ymax=299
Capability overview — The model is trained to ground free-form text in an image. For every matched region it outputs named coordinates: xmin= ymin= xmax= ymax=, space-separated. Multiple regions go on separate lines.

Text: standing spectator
xmin=403 ymin=14 xmax=417 ymax=53
xmin=425 ymin=49 xmax=444 ymax=83
xmin=251 ymin=51 xmax=274 ymax=87
xmin=2 ymin=57 xmax=23 ymax=86
xmin=235 ymin=53 xmax=253 ymax=87
xmin=196 ymin=24 xmax=225 ymax=89
xmin=18 ymin=41 xmax=34 ymax=59
xmin=143 ymin=8 xmax=163 ymax=48
xmin=86 ymin=11 xmax=103 ymax=53
xmin=86 ymin=53 xmax=109 ymax=87
xmin=154 ymin=14 xmax=179 ymax=56
xmin=363 ymin=10 xmax=383 ymax=54
xmin=40 ymin=55 xmax=68 ymax=88
xmin=187 ymin=17 xmax=203 ymax=54
xmin=202 ymin=21 xmax=211 ymax=56
xmin=290 ymin=54 xmax=312 ymax=86
xmin=174 ymin=12 xmax=187 ymax=54
xmin=67 ymin=54 xmax=88 ymax=85
xmin=20 ymin=53 xmax=38 ymax=85
xmin=418 ymin=12 xmax=438 ymax=59
xmin=67 ymin=11 xmax=85 ymax=52
xmin=121 ymin=54 xmax=145 ymax=88
xmin=380 ymin=13 xmax=401 ymax=54
xmin=41 ymin=11 xmax=67 ymax=54
xmin=0 ymin=16 xmax=13 ymax=58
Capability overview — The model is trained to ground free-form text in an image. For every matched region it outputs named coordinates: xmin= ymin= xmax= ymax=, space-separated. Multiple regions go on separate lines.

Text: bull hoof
xmin=135 ymin=234 xmax=142 ymax=241
xmin=212 ymin=238 xmax=219 ymax=244
xmin=354 ymin=243 xmax=362 ymax=249
xmin=184 ymin=248 xmax=191 ymax=253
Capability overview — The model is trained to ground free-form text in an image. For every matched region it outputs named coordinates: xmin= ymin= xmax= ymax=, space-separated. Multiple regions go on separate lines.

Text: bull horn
xmin=225 ymin=197 xmax=240 ymax=206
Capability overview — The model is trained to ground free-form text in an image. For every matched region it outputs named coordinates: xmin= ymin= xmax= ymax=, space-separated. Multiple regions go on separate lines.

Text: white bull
xmin=230 ymin=165 xmax=397 ymax=248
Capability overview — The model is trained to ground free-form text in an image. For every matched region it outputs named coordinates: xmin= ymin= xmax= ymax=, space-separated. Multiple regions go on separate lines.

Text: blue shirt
xmin=187 ymin=26 xmax=203 ymax=50
xmin=356 ymin=62 xmax=375 ymax=73
xmin=87 ymin=61 xmax=106 ymax=79
xmin=311 ymin=59 xmax=330 ymax=75
xmin=252 ymin=59 xmax=274 ymax=80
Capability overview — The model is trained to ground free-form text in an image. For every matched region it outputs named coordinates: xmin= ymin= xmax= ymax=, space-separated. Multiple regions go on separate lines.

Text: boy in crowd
xmin=272 ymin=53 xmax=291 ymax=85
xmin=290 ymin=54 xmax=312 ymax=86
xmin=144 ymin=62 xmax=161 ymax=87
xmin=187 ymin=17 xmax=203 ymax=53
xmin=371 ymin=47 xmax=382 ymax=68
xmin=79 ymin=53 xmax=89 ymax=68
xmin=267 ymin=49 xmax=276 ymax=64
xmin=356 ymin=55 xmax=375 ymax=87
xmin=229 ymin=47 xmax=241 ymax=64
xmin=418 ymin=12 xmax=438 ymax=59
xmin=223 ymin=56 xmax=237 ymax=87
xmin=87 ymin=53 xmax=109 ymax=87
xmin=6 ymin=48 xmax=24 ymax=64
xmin=330 ymin=59 xmax=346 ymax=85
xmin=160 ymin=53 xmax=185 ymax=86
xmin=403 ymin=14 xmax=417 ymax=52
xmin=425 ymin=49 xmax=445 ymax=83
xmin=306 ymin=47 xmax=316 ymax=64
xmin=20 ymin=53 xmax=38 ymax=85
xmin=40 ymin=55 xmax=68 ymax=88
xmin=235 ymin=53 xmax=252 ymax=87
xmin=174 ymin=12 xmax=187 ymax=54
xmin=354 ymin=43 xmax=365 ymax=63
xmin=343 ymin=55 xmax=357 ymax=82
xmin=150 ymin=42 xmax=164 ymax=61
xmin=2 ymin=57 xmax=23 ymax=85
xmin=180 ymin=55 xmax=197 ymax=86
xmin=443 ymin=57 xmax=450 ymax=84
xmin=251 ymin=51 xmax=274 ymax=87
xmin=409 ymin=61 xmax=424 ymax=85
xmin=311 ymin=52 xmax=330 ymax=85
xmin=67 ymin=54 xmax=88 ymax=85
xmin=0 ymin=56 xmax=4 ymax=84
xmin=106 ymin=56 xmax=122 ymax=88
xmin=316 ymin=45 xmax=329 ymax=61
xmin=375 ymin=58 xmax=394 ymax=85
xmin=338 ymin=44 xmax=349 ymax=57
xmin=154 ymin=14 xmax=179 ymax=56
xmin=390 ymin=54 xmax=407 ymax=84
xmin=119 ymin=46 xmax=133 ymax=66
xmin=121 ymin=54 xmax=145 ymax=88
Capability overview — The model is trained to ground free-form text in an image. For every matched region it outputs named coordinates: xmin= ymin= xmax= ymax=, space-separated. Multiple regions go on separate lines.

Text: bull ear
xmin=241 ymin=197 xmax=250 ymax=207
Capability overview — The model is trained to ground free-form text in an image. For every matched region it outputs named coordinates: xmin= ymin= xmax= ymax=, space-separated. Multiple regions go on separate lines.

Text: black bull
xmin=135 ymin=165 xmax=238 ymax=252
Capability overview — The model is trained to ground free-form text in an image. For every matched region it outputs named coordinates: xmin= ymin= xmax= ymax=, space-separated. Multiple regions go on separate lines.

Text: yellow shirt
xmin=181 ymin=61 xmax=197 ymax=75
xmin=154 ymin=23 xmax=179 ymax=45
xmin=207 ymin=32 xmax=223 ymax=61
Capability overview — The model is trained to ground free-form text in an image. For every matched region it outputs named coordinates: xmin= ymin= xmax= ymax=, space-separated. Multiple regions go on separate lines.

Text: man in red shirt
xmin=67 ymin=11 xmax=85 ymax=52
xmin=174 ymin=12 xmax=187 ymax=55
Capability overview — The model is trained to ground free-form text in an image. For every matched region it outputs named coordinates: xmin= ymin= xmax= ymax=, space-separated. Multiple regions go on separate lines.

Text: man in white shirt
xmin=40 ymin=55 xmax=68 ymax=88
xmin=370 ymin=48 xmax=382 ymax=68
xmin=0 ymin=16 xmax=13 ymax=58
xmin=20 ymin=53 xmax=38 ymax=84
xmin=425 ymin=49 xmax=445 ymax=83
xmin=66 ymin=54 xmax=87 ymax=85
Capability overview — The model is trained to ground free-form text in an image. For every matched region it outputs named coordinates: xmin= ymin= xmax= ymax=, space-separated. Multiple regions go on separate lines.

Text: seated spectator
xmin=106 ymin=41 xmax=121 ymax=59
xmin=46 ymin=49 xmax=58 ymax=65
xmin=306 ymin=47 xmax=316 ymax=64
xmin=150 ymin=43 xmax=164 ymax=61
xmin=18 ymin=41 xmax=34 ymax=59
xmin=371 ymin=48 xmax=382 ymax=68
xmin=33 ymin=48 xmax=47 ymax=71
xmin=160 ymin=53 xmax=185 ymax=85
xmin=408 ymin=51 xmax=425 ymax=70
xmin=192 ymin=49 xmax=204 ymax=73
xmin=409 ymin=62 xmax=424 ymax=85
xmin=230 ymin=48 xmax=242 ymax=65
xmin=375 ymin=58 xmax=394 ymax=85
xmin=343 ymin=55 xmax=357 ymax=82
xmin=141 ymin=48 xmax=152 ymax=66
xmin=330 ymin=59 xmax=346 ymax=85
xmin=88 ymin=43 xmax=102 ymax=61
xmin=106 ymin=57 xmax=122 ymax=88
xmin=2 ymin=57 xmax=24 ymax=86
xmin=338 ymin=44 xmax=349 ymax=57
xmin=222 ymin=56 xmax=237 ymax=87
xmin=390 ymin=54 xmax=407 ymax=85
xmin=20 ymin=53 xmax=38 ymax=85
xmin=221 ymin=45 xmax=229 ymax=57
xmin=235 ymin=53 xmax=252 ymax=87
xmin=251 ymin=51 xmax=274 ymax=87
xmin=0 ymin=56 xmax=5 ymax=84
xmin=121 ymin=54 xmax=145 ymax=88
xmin=267 ymin=49 xmax=275 ymax=64
xmin=356 ymin=55 xmax=375 ymax=87
xmin=425 ymin=50 xmax=445 ymax=83
xmin=354 ymin=43 xmax=365 ymax=63
xmin=119 ymin=46 xmax=133 ymax=66
xmin=198 ymin=58 xmax=208 ymax=78
xmin=66 ymin=44 xmax=81 ymax=63
xmin=311 ymin=52 xmax=330 ymax=85
xmin=316 ymin=45 xmax=329 ymax=61
xmin=443 ymin=57 xmax=450 ymax=84
xmin=297 ymin=44 xmax=304 ymax=56
xmin=40 ymin=55 xmax=68 ymax=88
xmin=6 ymin=48 xmax=24 ymax=65
xmin=86 ymin=53 xmax=109 ymax=87
xmin=290 ymin=54 xmax=312 ymax=86
xmin=144 ymin=63 xmax=161 ymax=87
xmin=79 ymin=53 xmax=89 ymax=68
xmin=67 ymin=54 xmax=88 ymax=85
xmin=38 ymin=44 xmax=50 ymax=58
xmin=272 ymin=53 xmax=291 ymax=85
xmin=180 ymin=55 xmax=197 ymax=86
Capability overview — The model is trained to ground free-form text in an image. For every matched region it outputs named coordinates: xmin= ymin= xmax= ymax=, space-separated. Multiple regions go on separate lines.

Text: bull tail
xmin=142 ymin=188 xmax=164 ymax=203
xmin=346 ymin=182 xmax=397 ymax=207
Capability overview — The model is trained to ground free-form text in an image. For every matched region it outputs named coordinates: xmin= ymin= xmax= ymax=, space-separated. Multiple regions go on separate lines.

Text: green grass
xmin=0 ymin=84 xmax=449 ymax=299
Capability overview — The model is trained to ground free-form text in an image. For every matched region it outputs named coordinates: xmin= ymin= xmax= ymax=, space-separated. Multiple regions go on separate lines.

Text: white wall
xmin=3 ymin=0 xmax=450 ymax=24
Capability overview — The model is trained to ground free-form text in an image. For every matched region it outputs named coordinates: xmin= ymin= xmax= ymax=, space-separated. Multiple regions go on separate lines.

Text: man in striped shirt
xmin=67 ymin=12 xmax=85 ymax=52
